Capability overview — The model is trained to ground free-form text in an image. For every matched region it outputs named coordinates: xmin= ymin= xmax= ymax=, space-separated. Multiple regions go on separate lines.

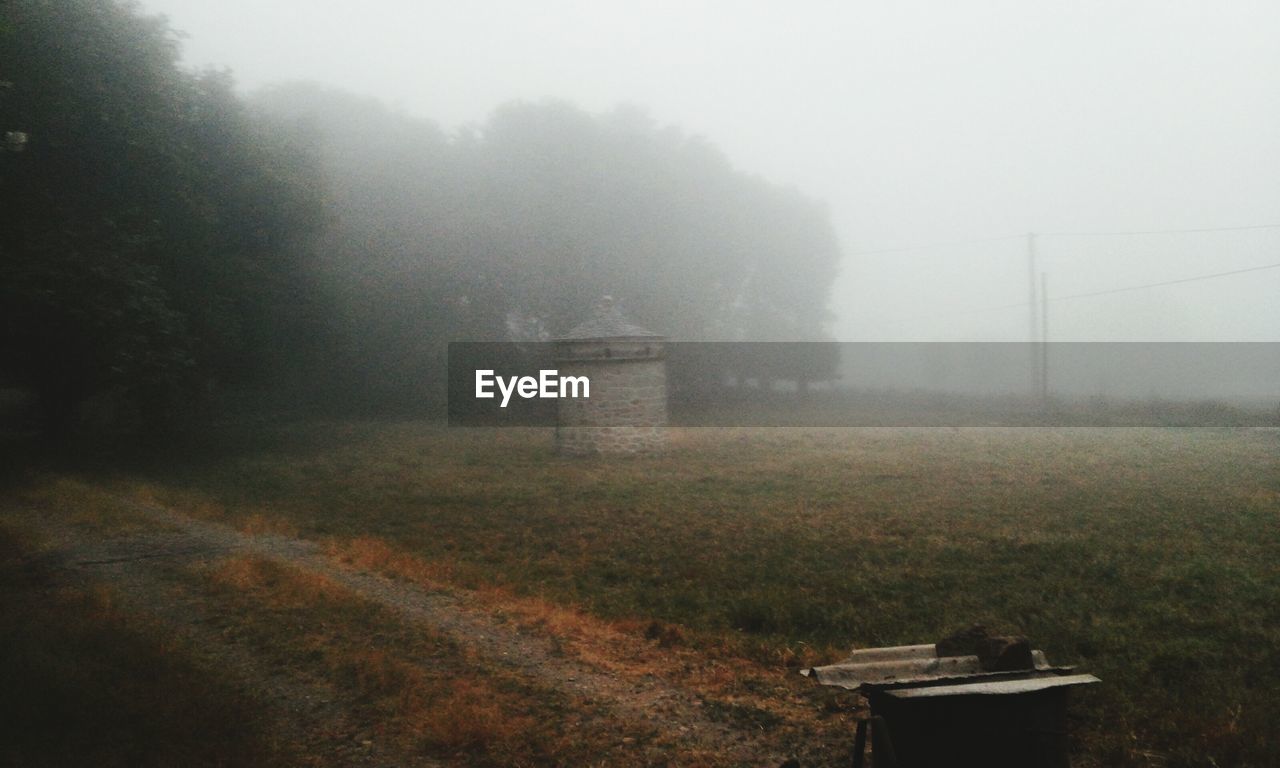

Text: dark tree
xmin=0 ymin=0 xmax=324 ymax=436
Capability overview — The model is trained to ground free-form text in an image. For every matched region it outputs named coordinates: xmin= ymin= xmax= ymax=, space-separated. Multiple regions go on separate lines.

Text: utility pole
xmin=1040 ymin=272 xmax=1049 ymax=403
xmin=1027 ymin=233 xmax=1039 ymax=396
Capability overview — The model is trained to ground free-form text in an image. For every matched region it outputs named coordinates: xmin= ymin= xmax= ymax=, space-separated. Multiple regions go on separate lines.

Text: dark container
xmin=805 ymin=639 xmax=1098 ymax=768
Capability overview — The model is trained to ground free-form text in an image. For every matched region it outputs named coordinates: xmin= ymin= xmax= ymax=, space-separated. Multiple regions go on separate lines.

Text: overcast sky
xmin=140 ymin=0 xmax=1280 ymax=342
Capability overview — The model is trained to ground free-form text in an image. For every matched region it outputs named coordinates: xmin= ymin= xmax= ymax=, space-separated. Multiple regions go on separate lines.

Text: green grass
xmin=72 ymin=423 xmax=1280 ymax=765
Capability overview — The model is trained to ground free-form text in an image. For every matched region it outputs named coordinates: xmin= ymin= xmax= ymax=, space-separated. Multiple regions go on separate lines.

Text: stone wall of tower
xmin=555 ymin=340 xmax=667 ymax=456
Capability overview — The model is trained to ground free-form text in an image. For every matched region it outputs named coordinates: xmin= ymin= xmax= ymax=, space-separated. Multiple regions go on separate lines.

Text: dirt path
xmin=13 ymin=497 xmax=824 ymax=766
xmin=17 ymin=512 xmax=425 ymax=766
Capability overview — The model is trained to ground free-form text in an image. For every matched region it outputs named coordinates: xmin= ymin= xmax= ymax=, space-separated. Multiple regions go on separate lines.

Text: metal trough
xmin=804 ymin=630 xmax=1099 ymax=768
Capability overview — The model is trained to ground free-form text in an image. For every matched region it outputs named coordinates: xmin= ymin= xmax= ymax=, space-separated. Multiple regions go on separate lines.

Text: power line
xmin=945 ymin=261 xmax=1280 ymax=317
xmin=1047 ymin=261 xmax=1280 ymax=303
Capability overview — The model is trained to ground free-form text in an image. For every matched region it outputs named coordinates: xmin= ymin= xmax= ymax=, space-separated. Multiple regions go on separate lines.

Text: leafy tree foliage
xmin=0 ymin=0 xmax=324 ymax=434
xmin=256 ymin=87 xmax=842 ymax=405
xmin=0 ymin=1 xmax=842 ymax=433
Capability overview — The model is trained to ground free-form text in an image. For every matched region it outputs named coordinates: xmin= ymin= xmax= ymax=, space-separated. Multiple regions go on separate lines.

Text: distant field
xmin=18 ymin=423 xmax=1280 ymax=766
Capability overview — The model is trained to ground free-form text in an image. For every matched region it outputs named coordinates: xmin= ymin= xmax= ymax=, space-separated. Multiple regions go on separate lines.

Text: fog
xmin=139 ymin=0 xmax=1280 ymax=343
xmin=6 ymin=6 xmax=1279 ymax=764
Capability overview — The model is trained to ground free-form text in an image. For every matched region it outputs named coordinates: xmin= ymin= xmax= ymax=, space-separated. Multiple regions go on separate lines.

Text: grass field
xmin=7 ymin=423 xmax=1279 ymax=766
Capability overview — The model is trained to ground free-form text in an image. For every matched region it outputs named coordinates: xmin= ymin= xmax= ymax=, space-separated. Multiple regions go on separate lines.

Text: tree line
xmin=0 ymin=0 xmax=842 ymax=438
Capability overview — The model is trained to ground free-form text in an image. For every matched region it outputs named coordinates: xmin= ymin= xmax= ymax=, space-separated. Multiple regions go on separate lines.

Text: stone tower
xmin=554 ymin=297 xmax=667 ymax=456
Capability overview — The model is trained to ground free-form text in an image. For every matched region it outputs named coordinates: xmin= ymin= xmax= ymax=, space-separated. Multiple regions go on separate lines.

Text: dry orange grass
xmin=240 ymin=510 xmax=300 ymax=537
xmin=330 ymin=534 xmax=459 ymax=584
xmin=326 ymin=533 xmax=848 ymax=744
xmin=124 ymin=479 xmax=228 ymax=521
xmin=409 ymin=679 xmax=534 ymax=754
xmin=331 ymin=536 xmax=653 ymax=663
xmin=209 ymin=555 xmax=351 ymax=606
xmin=198 ymin=553 xmax=655 ymax=765
xmin=116 ymin=482 xmax=299 ymax=538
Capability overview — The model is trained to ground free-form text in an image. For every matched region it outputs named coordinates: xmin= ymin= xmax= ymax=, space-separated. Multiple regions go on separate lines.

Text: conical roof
xmin=558 ymin=296 xmax=663 ymax=341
